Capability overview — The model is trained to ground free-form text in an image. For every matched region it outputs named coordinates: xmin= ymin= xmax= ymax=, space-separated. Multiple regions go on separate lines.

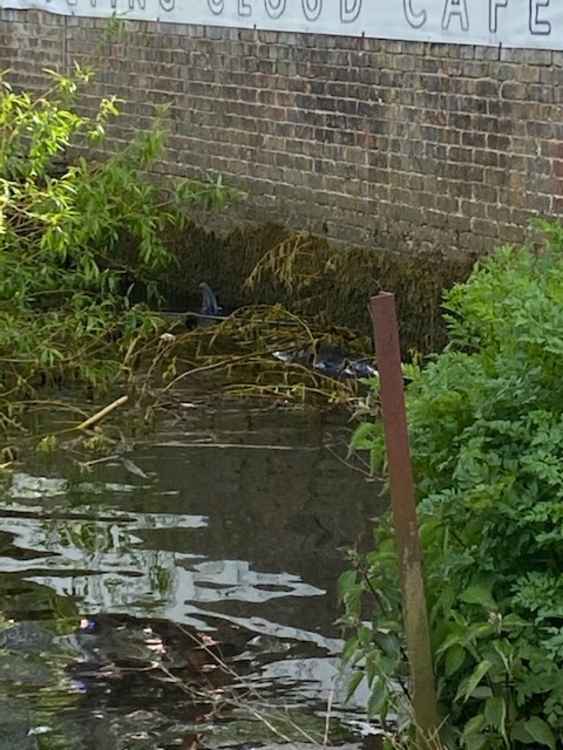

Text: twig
xmin=326 ymin=445 xmax=379 ymax=480
xmin=159 ymin=354 xmax=254 ymax=394
xmin=79 ymin=454 xmax=120 ymax=468
xmin=75 ymin=395 xmax=128 ymax=431
xmin=173 ymin=625 xmax=322 ymax=744
xmin=158 ymin=344 xmax=304 ymax=397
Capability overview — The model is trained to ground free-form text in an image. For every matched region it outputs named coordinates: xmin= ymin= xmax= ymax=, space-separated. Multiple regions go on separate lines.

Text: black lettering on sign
xmin=403 ymin=0 xmax=427 ymax=28
xmin=340 ymin=0 xmax=361 ymax=23
xmin=129 ymin=0 xmax=146 ymax=9
xmin=159 ymin=0 xmax=174 ymax=10
xmin=302 ymin=0 xmax=322 ymax=21
xmin=442 ymin=0 xmax=469 ymax=31
xmin=238 ymin=0 xmax=251 ymax=15
xmin=529 ymin=0 xmax=551 ymax=34
xmin=264 ymin=0 xmax=286 ymax=18
xmin=208 ymin=0 xmax=224 ymax=14
xmin=489 ymin=0 xmax=508 ymax=32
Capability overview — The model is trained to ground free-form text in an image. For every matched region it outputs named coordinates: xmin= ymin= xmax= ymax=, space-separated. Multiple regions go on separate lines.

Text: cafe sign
xmin=2 ymin=0 xmax=561 ymax=51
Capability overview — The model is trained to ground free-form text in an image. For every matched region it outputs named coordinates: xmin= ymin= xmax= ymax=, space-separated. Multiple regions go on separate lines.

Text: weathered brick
xmin=1 ymin=8 xmax=560 ymax=256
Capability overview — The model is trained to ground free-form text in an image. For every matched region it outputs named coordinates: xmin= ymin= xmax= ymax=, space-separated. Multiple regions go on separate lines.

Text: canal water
xmin=0 ymin=390 xmax=385 ymax=749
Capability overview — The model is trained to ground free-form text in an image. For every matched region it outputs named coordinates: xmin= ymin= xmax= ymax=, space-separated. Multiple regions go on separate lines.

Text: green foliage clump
xmin=341 ymin=229 xmax=563 ymax=749
xmin=0 ymin=67 xmax=225 ymax=430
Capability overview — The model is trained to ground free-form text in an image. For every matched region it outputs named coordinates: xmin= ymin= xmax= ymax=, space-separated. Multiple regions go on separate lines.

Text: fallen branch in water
xmin=75 ymin=395 xmax=129 ymax=431
xmin=78 ymin=454 xmax=120 ymax=468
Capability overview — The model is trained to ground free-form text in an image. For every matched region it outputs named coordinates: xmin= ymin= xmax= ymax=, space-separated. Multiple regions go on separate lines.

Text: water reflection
xmin=0 ymin=397 xmax=383 ymax=748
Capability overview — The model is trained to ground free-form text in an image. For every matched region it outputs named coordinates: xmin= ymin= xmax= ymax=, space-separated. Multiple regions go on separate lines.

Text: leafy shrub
xmin=0 ymin=67 xmax=227 ymax=429
xmin=341 ymin=230 xmax=563 ymax=749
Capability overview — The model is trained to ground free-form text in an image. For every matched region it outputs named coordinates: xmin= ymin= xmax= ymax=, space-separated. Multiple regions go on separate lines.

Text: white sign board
xmin=1 ymin=0 xmax=562 ymax=51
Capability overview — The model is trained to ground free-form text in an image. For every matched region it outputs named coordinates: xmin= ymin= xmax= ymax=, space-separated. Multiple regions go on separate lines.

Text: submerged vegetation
xmin=342 ymin=228 xmax=563 ymax=749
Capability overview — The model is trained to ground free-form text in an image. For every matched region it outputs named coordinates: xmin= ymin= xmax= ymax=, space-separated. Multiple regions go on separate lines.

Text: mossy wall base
xmin=161 ymin=221 xmax=476 ymax=355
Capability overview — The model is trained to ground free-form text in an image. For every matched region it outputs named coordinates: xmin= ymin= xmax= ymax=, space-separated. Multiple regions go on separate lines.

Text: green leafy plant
xmin=0 ymin=67 xmax=231 ymax=431
xmin=341 ymin=231 xmax=563 ymax=749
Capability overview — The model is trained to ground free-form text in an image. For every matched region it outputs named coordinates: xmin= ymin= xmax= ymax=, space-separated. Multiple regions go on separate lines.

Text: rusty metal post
xmin=369 ymin=292 xmax=439 ymax=745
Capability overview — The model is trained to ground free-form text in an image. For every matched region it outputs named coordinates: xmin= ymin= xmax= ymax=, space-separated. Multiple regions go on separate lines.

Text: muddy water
xmin=0 ymin=392 xmax=385 ymax=750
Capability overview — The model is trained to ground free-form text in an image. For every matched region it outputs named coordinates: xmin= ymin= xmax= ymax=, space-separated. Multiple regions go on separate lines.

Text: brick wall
xmin=1 ymin=8 xmax=562 ymax=255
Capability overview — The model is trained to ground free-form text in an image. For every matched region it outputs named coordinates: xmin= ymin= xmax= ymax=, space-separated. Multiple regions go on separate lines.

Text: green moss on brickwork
xmin=161 ymin=222 xmax=477 ymax=355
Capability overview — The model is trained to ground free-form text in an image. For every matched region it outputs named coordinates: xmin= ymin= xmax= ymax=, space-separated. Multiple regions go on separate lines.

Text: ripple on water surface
xmin=0 ymin=397 xmax=384 ymax=750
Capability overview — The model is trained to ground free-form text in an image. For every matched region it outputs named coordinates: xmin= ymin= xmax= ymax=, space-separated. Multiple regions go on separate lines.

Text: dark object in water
xmin=272 ymin=348 xmax=314 ymax=368
xmin=70 ymin=612 xmax=246 ymax=681
xmin=183 ymin=285 xmax=378 ymax=380
xmin=274 ymin=343 xmax=378 ymax=381
xmin=312 ymin=343 xmax=349 ymax=379
xmin=315 ymin=345 xmax=378 ymax=380
xmin=56 ymin=612 xmax=246 ymax=729
xmin=342 ymin=358 xmax=379 ymax=380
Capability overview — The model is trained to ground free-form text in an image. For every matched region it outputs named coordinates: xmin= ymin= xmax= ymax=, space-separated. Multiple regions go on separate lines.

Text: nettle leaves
xmin=341 ymin=237 xmax=563 ymax=748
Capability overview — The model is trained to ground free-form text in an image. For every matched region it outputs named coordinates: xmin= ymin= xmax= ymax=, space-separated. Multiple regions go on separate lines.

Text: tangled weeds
xmin=145 ymin=303 xmax=377 ymax=414
xmin=0 ymin=300 xmax=379 ymax=466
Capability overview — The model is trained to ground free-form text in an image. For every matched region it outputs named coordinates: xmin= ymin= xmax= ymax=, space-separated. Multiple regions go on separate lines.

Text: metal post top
xmin=369 ymin=291 xmax=394 ymax=305
xmin=371 ymin=291 xmax=394 ymax=299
